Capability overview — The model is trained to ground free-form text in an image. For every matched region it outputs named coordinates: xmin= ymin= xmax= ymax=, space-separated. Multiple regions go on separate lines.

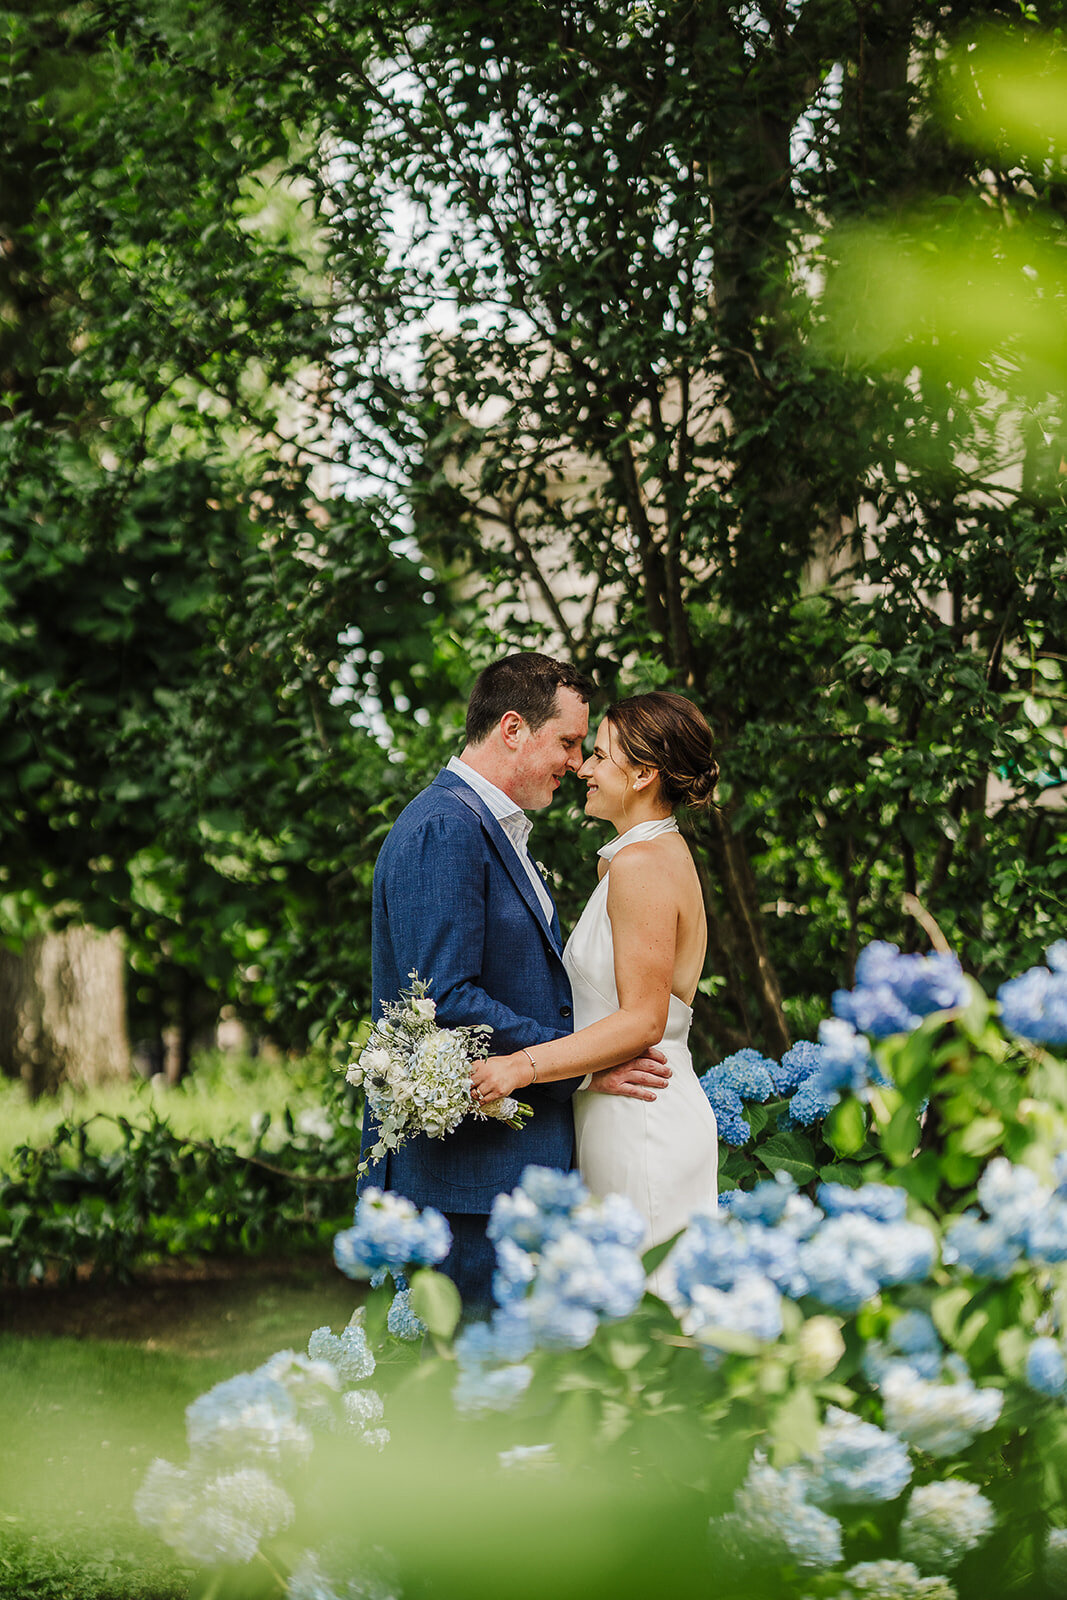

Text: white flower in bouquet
xmin=345 ymin=973 xmax=533 ymax=1171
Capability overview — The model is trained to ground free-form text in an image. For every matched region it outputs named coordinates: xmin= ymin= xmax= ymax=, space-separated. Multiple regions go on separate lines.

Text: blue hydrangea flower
xmin=976 ymin=1158 xmax=1045 ymax=1243
xmin=386 ymin=1287 xmax=426 ymax=1341
xmin=342 ymin=1388 xmax=385 ymax=1429
xmin=307 ymin=1324 xmax=376 ymax=1384
xmin=491 ymin=1236 xmax=538 ymax=1307
xmin=799 ymin=1214 xmax=936 ymax=1314
xmin=714 ymin=1048 xmax=778 ymax=1101
xmin=890 ymin=950 xmax=970 ymax=1017
xmin=770 ymin=1040 xmax=826 ymax=1096
xmin=817 ymin=1017 xmax=886 ymax=1091
xmin=333 ymin=1189 xmax=451 ymax=1278
xmin=783 ymin=1019 xmax=886 ymax=1126
xmin=719 ymin=1174 xmax=797 ymax=1227
xmin=698 ymin=1070 xmax=750 ymax=1144
xmin=134 ymin=1460 xmax=294 ymax=1568
xmin=514 ymin=1165 xmax=588 ymax=1215
xmin=666 ymin=1208 xmax=751 ymax=1298
xmin=570 ymin=1192 xmax=647 ymax=1250
xmin=999 ymin=948 xmax=1067 ymax=1046
xmin=818 ymin=1182 xmax=908 ymax=1224
xmin=681 ymin=1271 xmax=783 ymax=1352
xmin=942 ymin=1214 xmax=1023 ymax=1280
xmin=741 ymin=1222 xmax=809 ymax=1298
xmin=452 ymin=1363 xmax=534 ymax=1414
xmin=1026 ymin=1196 xmax=1067 ymax=1264
xmin=899 ymin=1480 xmax=995 ymax=1573
xmin=784 ymin=1070 xmax=843 ymax=1127
xmin=1027 ymin=1337 xmax=1067 ymax=1398
xmin=804 ymin=1406 xmax=912 ymax=1506
xmin=185 ymin=1370 xmax=311 ymax=1466
xmin=835 ymin=943 xmax=969 ymax=1039
xmin=485 ymin=1305 xmax=537 ymax=1365
xmin=880 ymin=1362 xmax=1003 ymax=1457
xmin=834 ymin=983 xmax=923 ymax=1039
xmin=888 ymin=1310 xmax=944 ymax=1379
xmin=484 ymin=1169 xmax=647 ymax=1364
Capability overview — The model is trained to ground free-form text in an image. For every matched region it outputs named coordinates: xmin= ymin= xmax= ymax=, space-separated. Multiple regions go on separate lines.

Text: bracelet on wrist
xmin=519 ymin=1047 xmax=538 ymax=1086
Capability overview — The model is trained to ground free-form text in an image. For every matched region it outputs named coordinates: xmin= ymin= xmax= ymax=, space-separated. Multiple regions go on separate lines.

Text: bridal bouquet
xmin=347 ymin=973 xmax=533 ymax=1171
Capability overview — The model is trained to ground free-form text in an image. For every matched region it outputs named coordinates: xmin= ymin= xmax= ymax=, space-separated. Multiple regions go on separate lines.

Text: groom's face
xmin=509 ymin=686 xmax=589 ymax=810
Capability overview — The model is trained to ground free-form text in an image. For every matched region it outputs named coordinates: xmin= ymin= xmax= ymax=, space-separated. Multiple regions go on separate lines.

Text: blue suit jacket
xmin=360 ymin=768 xmax=578 ymax=1212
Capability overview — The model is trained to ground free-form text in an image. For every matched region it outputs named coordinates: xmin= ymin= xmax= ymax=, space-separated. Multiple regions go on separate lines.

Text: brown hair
xmin=465 ymin=652 xmax=594 ymax=745
xmin=605 ymin=691 xmax=718 ymax=811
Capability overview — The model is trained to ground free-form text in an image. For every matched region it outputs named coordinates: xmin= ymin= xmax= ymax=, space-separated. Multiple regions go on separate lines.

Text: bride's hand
xmin=471 ymin=1055 xmax=527 ymax=1105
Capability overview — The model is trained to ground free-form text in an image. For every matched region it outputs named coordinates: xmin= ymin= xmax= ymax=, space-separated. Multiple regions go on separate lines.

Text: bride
xmin=471 ymin=690 xmax=719 ymax=1257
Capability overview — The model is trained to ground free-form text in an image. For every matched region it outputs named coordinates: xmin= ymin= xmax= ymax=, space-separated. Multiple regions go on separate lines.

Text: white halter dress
xmin=566 ymin=817 xmax=719 ymax=1256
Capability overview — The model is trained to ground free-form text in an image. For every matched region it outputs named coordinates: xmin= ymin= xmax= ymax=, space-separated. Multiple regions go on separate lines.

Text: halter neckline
xmin=597 ymin=815 xmax=680 ymax=862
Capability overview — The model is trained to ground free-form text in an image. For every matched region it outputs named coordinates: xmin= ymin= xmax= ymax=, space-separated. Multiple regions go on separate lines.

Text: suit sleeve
xmin=378 ymin=811 xmax=577 ymax=1099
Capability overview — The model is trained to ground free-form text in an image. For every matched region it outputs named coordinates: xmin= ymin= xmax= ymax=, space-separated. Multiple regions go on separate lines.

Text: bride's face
xmin=578 ymin=719 xmax=640 ymax=825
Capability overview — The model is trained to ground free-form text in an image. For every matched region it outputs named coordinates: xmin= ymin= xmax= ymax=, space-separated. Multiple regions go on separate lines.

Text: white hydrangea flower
xmin=899 ymin=1480 xmax=995 ymax=1572
xmin=880 ymin=1363 xmax=1002 ymax=1457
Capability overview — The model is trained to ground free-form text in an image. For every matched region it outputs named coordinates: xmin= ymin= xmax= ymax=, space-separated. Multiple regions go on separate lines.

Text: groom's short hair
xmin=466 ymin=653 xmax=594 ymax=745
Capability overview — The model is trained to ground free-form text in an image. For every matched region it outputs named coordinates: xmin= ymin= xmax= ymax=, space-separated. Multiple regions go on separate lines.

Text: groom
xmin=361 ymin=651 xmax=670 ymax=1310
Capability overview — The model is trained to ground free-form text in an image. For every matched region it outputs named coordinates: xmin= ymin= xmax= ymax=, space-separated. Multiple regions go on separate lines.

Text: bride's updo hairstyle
xmin=605 ymin=691 xmax=718 ymax=812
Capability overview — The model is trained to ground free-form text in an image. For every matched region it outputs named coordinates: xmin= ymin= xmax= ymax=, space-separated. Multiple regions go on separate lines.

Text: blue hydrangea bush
xmin=132 ymin=940 xmax=1067 ymax=1600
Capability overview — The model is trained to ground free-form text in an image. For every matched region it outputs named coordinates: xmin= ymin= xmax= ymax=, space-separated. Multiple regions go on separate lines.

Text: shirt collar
xmin=446 ymin=756 xmax=529 ymax=831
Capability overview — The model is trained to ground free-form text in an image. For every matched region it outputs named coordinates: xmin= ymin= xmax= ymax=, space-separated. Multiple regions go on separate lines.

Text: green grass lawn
xmin=0 ymin=1050 xmax=350 ymax=1169
xmin=0 ymin=1260 xmax=362 ymax=1600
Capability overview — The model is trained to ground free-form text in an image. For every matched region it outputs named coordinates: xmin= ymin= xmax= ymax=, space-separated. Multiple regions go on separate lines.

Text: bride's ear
xmin=632 ymin=767 xmax=658 ymax=792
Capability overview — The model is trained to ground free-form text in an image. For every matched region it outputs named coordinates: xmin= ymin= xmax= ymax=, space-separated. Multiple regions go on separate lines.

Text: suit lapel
xmin=432 ymin=770 xmax=563 ymax=955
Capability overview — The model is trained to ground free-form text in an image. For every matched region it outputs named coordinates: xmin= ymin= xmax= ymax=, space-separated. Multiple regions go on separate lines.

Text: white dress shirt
xmin=446 ymin=757 xmax=555 ymax=923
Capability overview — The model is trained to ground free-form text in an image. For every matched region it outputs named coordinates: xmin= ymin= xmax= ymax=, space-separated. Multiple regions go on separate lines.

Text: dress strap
xmin=597 ymin=815 xmax=679 ymax=862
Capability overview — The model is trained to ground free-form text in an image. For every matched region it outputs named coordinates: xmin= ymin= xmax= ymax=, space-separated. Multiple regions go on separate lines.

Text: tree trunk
xmin=0 ymin=926 xmax=130 ymax=1097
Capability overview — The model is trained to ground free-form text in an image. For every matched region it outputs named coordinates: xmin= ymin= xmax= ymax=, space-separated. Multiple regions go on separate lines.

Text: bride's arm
xmin=470 ymin=844 xmax=678 ymax=1101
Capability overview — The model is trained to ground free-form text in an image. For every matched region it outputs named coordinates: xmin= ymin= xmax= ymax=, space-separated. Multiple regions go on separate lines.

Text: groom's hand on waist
xmin=588 ymin=1050 xmax=670 ymax=1102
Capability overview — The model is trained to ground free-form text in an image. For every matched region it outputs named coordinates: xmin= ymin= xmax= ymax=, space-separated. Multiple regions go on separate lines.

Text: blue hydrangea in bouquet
xmin=345 ymin=972 xmax=532 ymax=1173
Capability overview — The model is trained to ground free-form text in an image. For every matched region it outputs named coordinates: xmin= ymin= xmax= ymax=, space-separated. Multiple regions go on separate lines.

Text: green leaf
xmin=642 ymin=1229 xmax=684 ymax=1276
xmin=824 ymin=1098 xmax=868 ymax=1158
xmin=953 ymin=1116 xmax=1005 ymax=1158
xmin=408 ymin=1269 xmax=461 ymax=1341
xmin=881 ymin=1103 xmax=920 ymax=1165
xmin=607 ymin=1337 xmax=653 ymax=1371
xmin=771 ymin=1386 xmax=822 ymax=1464
xmin=757 ymin=1130 xmax=819 ymax=1184
xmin=1023 ymin=694 xmax=1052 ymax=727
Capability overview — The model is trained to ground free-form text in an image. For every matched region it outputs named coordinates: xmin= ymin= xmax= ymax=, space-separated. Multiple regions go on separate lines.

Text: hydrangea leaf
xmin=883 ymin=1103 xmax=922 ymax=1165
xmin=408 ymin=1268 xmax=462 ymax=1341
xmin=756 ymin=1131 xmax=819 ymax=1184
xmin=824 ymin=1098 xmax=868 ymax=1158
xmin=770 ymin=1385 xmax=822 ymax=1465
xmin=953 ymin=1117 xmax=1005 ymax=1158
xmin=940 ymin=1152 xmax=981 ymax=1188
xmin=931 ymin=1286 xmax=974 ymax=1346
xmin=642 ymin=1228 xmax=684 ymax=1277
xmin=995 ymin=1325 xmax=1029 ymax=1378
xmin=606 ymin=1338 xmax=653 ymax=1372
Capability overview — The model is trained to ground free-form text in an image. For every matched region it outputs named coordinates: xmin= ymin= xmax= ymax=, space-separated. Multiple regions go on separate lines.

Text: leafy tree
xmin=3 ymin=0 xmax=1065 ymax=1064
